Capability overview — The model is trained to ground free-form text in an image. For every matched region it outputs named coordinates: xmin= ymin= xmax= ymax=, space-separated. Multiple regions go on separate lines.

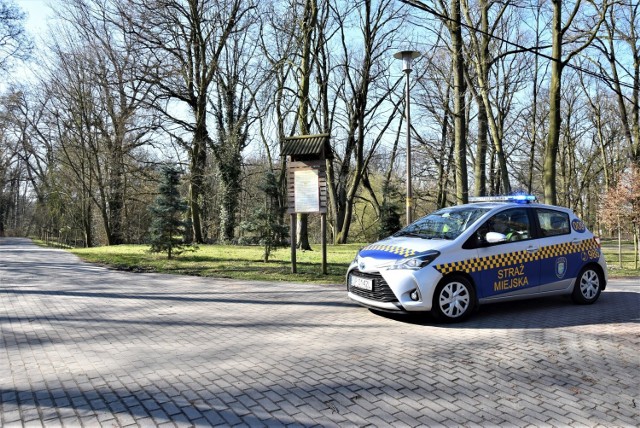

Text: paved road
xmin=1 ymin=237 xmax=638 ymax=427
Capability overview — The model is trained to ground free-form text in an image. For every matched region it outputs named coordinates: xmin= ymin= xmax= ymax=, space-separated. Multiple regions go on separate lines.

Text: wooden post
xmin=290 ymin=213 xmax=297 ymax=273
xmin=321 ymin=213 xmax=327 ymax=275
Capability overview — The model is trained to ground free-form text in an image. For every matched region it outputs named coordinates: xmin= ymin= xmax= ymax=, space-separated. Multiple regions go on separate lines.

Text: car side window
xmin=470 ymin=208 xmax=532 ymax=247
xmin=536 ymin=209 xmax=570 ymax=237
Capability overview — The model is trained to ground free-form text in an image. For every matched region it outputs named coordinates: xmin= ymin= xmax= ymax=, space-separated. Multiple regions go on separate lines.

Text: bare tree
xmin=591 ymin=2 xmax=639 ymax=167
xmin=255 ymin=0 xmax=299 ymax=216
xmin=0 ymin=0 xmax=31 ymax=73
xmin=461 ymin=0 xmax=514 ymax=195
xmin=210 ymin=14 xmax=264 ymax=242
xmin=449 ymin=0 xmax=469 ymax=203
xmin=125 ymin=0 xmax=256 ymax=243
xmin=0 ymin=96 xmax=20 ymax=236
xmin=325 ymin=0 xmax=405 ymax=243
xmin=408 ymin=18 xmax=457 ymax=210
xmin=406 ymin=0 xmax=469 ymax=203
xmin=542 ymin=0 xmax=608 ymax=205
xmin=28 ymin=0 xmax=158 ymax=245
xmin=526 ymin=0 xmax=545 ymax=194
xmin=1 ymin=88 xmax=59 ymax=238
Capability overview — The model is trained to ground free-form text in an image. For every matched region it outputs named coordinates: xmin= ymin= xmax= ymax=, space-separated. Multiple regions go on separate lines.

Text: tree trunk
xmin=294 ymin=0 xmax=317 ymax=251
xmin=527 ymin=9 xmax=540 ymax=194
xmin=82 ymin=192 xmax=92 ymax=248
xmin=107 ymin=143 xmax=124 ymax=245
xmin=189 ymin=134 xmax=206 ymax=244
xmin=474 ymin=93 xmax=487 ymax=197
xmin=543 ymin=0 xmax=563 ymax=205
xmin=220 ymin=177 xmax=240 ymax=243
xmin=451 ymin=0 xmax=468 ymax=204
xmin=436 ymin=85 xmax=452 ymax=208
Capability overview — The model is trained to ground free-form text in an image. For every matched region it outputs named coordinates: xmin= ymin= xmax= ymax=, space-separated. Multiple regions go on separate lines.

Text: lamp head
xmin=393 ymin=50 xmax=421 ymax=72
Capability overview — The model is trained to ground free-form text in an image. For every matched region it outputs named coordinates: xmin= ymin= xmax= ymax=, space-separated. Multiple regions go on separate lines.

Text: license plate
xmin=351 ymin=275 xmax=373 ymax=291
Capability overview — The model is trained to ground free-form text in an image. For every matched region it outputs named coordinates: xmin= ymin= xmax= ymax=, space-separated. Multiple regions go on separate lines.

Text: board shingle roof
xmin=281 ymin=134 xmax=332 ymax=159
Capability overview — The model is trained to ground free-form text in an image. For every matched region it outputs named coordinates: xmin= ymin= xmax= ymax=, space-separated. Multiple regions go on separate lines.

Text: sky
xmin=15 ymin=0 xmax=53 ymax=36
xmin=3 ymin=0 xmax=54 ymax=86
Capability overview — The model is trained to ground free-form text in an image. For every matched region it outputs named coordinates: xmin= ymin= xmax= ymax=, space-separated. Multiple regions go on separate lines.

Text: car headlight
xmin=388 ymin=250 xmax=440 ymax=270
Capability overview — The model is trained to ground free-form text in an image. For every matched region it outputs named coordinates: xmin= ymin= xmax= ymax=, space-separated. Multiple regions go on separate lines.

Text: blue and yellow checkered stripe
xmin=435 ymin=239 xmax=599 ymax=275
xmin=361 ymin=244 xmax=416 ymax=258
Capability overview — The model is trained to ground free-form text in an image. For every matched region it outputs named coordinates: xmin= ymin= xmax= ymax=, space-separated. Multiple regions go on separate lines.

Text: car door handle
xmin=526 ymin=246 xmax=539 ymax=253
xmin=571 ymin=238 xmax=581 ymax=245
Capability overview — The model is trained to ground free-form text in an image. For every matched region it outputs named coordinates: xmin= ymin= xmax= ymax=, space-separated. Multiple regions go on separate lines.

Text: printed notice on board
xmin=294 ymin=169 xmax=320 ymax=213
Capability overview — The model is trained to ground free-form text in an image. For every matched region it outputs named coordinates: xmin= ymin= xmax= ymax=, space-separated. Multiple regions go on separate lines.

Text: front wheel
xmin=572 ymin=266 xmax=602 ymax=304
xmin=432 ymin=275 xmax=476 ymax=323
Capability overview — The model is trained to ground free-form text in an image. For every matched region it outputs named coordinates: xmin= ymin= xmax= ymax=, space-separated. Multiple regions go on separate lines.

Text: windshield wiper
xmin=395 ymin=231 xmax=431 ymax=239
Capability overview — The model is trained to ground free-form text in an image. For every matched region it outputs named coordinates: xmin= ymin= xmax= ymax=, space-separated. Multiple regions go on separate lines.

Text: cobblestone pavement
xmin=1 ymin=237 xmax=639 ymax=427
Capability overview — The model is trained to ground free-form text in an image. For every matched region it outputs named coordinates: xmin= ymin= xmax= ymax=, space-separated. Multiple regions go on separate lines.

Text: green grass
xmin=32 ymin=238 xmax=638 ymax=283
xmin=600 ymin=240 xmax=640 ymax=278
xmin=69 ymin=243 xmax=362 ymax=284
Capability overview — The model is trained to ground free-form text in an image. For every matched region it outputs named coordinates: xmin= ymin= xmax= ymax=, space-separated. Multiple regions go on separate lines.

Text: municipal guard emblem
xmin=571 ymin=219 xmax=586 ymax=233
xmin=555 ymin=257 xmax=567 ymax=278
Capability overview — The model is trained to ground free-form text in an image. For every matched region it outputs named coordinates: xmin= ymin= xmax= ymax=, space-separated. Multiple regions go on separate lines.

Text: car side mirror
xmin=485 ymin=231 xmax=507 ymax=244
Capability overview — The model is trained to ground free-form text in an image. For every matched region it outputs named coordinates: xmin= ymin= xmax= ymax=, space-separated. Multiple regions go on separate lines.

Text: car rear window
xmin=536 ymin=209 xmax=570 ymax=237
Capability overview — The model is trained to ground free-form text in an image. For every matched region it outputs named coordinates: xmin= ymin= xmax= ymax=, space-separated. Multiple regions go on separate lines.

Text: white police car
xmin=347 ymin=195 xmax=608 ymax=322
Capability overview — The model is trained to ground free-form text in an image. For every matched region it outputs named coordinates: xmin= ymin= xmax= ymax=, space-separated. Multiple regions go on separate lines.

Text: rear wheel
xmin=432 ymin=275 xmax=476 ymax=322
xmin=571 ymin=266 xmax=602 ymax=304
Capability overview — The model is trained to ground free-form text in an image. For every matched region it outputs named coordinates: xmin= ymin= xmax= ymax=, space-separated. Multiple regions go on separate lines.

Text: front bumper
xmin=346 ymin=263 xmax=443 ymax=312
xmin=347 ymin=292 xmax=405 ymax=312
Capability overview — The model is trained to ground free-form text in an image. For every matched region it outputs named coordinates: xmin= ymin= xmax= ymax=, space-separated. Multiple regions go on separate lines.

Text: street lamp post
xmin=394 ymin=50 xmax=420 ymax=225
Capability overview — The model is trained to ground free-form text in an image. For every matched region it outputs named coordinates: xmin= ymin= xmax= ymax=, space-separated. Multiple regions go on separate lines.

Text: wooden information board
xmin=287 ymin=160 xmax=327 ymax=214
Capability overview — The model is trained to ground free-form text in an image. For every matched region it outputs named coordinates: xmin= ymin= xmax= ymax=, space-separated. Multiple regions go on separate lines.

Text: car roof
xmin=455 ymin=201 xmax=575 ymax=214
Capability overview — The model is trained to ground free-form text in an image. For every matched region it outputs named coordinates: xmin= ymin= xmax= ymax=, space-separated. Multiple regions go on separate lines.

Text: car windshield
xmin=394 ymin=206 xmax=490 ymax=240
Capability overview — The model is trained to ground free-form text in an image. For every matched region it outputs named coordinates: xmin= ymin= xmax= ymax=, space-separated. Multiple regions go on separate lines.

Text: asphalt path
xmin=1 ymin=237 xmax=638 ymax=427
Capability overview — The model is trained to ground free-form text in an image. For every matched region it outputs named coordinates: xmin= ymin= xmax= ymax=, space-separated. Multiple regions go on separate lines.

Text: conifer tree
xmin=148 ymin=165 xmax=190 ymax=259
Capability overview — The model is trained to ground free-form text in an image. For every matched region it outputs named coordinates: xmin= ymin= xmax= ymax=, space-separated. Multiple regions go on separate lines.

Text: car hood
xmin=357 ymin=236 xmax=453 ymax=261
